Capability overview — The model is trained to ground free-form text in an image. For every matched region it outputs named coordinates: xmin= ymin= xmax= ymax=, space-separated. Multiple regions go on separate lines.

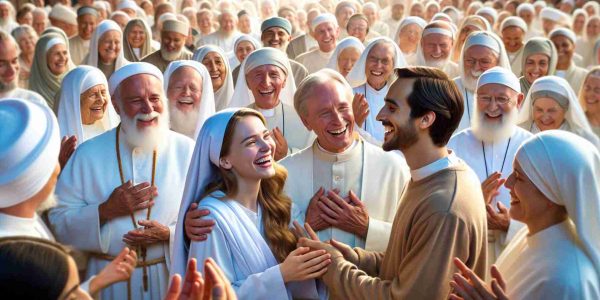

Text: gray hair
xmin=294 ymin=69 xmax=353 ymax=118
xmin=11 ymin=25 xmax=37 ymax=42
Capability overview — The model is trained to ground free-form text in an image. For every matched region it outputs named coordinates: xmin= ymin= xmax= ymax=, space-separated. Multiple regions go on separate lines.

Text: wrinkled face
xmin=32 ymin=13 xmax=46 ymax=34
xmin=505 ymin=161 xmax=552 ymax=224
xmin=573 ymin=14 xmax=586 ymax=33
xmin=337 ymin=47 xmax=361 ymax=77
xmin=301 ymin=80 xmax=354 ymax=153
xmin=17 ymin=32 xmax=37 ymax=54
xmin=542 ymin=19 xmax=557 ymax=35
xmin=111 ymin=14 xmax=128 ymax=30
xmin=422 ymin=33 xmax=453 ymax=63
xmin=261 ymin=27 xmax=291 ymax=50
xmin=463 ymin=45 xmax=499 ymax=79
xmin=391 ymin=4 xmax=404 ymax=20
xmin=587 ymin=18 xmax=600 ymax=38
xmin=476 ymin=83 xmax=520 ymax=125
xmin=238 ymin=14 xmax=252 ymax=34
xmin=80 ymin=84 xmax=108 ymax=125
xmin=127 ymin=24 xmax=146 ymax=48
xmin=0 ymin=40 xmax=19 ymax=92
xmin=46 ymin=43 xmax=69 ymax=76
xmin=313 ymin=22 xmax=339 ymax=52
xmin=524 ymin=53 xmax=550 ymax=84
xmin=161 ymin=31 xmax=186 ymax=53
xmin=583 ymin=75 xmax=600 ymax=107
xmin=519 ymin=11 xmax=533 ymax=25
xmin=502 ymin=26 xmax=524 ymax=53
xmin=398 ymin=23 xmax=422 ymax=53
xmin=246 ymin=64 xmax=286 ymax=109
xmin=220 ymin=115 xmax=276 ymax=180
xmin=551 ymin=35 xmax=574 ymax=64
xmin=98 ymin=30 xmax=121 ymax=64
xmin=59 ymin=257 xmax=93 ymax=300
xmin=366 ymin=42 xmax=395 ymax=88
xmin=78 ymin=14 xmax=97 ymax=40
xmin=532 ymin=97 xmax=566 ymax=131
xmin=167 ymin=66 xmax=203 ymax=113
xmin=115 ymin=74 xmax=164 ymax=130
xmin=336 ymin=6 xmax=354 ymax=28
xmin=426 ymin=5 xmax=439 ymax=20
xmin=410 ymin=4 xmax=424 ymax=18
xmin=363 ymin=7 xmax=377 ymax=24
xmin=202 ymin=52 xmax=226 ymax=91
xmin=235 ymin=40 xmax=255 ymax=62
xmin=347 ymin=18 xmax=368 ymax=42
xmin=219 ymin=13 xmax=235 ymax=33
xmin=377 ymin=78 xmax=420 ymax=151
xmin=198 ymin=12 xmax=212 ymax=31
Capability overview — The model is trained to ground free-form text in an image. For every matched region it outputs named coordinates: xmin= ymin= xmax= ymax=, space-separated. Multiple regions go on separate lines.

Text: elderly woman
xmin=29 ymin=32 xmax=74 ymax=108
xmin=325 ymin=36 xmax=364 ymax=78
xmin=451 ymin=15 xmax=491 ymax=63
xmin=347 ymin=37 xmax=406 ymax=142
xmin=579 ymin=67 xmax=600 ymax=137
xmin=230 ymin=34 xmax=261 ymax=84
xmin=573 ymin=9 xmax=588 ymax=38
xmin=84 ymin=20 xmax=129 ymax=79
xmin=519 ymin=37 xmax=558 ymax=96
xmin=122 ymin=18 xmax=156 ymax=62
xmin=450 ymin=131 xmax=600 ymax=300
xmin=11 ymin=25 xmax=38 ymax=89
xmin=193 ymin=45 xmax=234 ymax=111
xmin=394 ymin=16 xmax=427 ymax=66
xmin=229 ymin=48 xmax=311 ymax=160
xmin=518 ymin=76 xmax=600 ymax=148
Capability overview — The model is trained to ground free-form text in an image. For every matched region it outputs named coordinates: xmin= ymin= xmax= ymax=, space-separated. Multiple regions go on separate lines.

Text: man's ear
xmin=419 ymin=111 xmax=436 ymax=130
xmin=219 ymin=157 xmax=232 ymax=170
xmin=516 ymin=93 xmax=525 ymax=109
xmin=299 ymin=114 xmax=312 ymax=131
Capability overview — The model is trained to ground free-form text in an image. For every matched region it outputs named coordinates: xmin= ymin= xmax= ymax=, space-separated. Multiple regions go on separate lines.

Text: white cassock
xmin=0 ymin=88 xmax=47 ymax=107
xmin=496 ymin=221 xmax=600 ymax=299
xmin=188 ymin=193 xmax=322 ymax=300
xmin=508 ymin=48 xmax=524 ymax=77
xmin=555 ymin=62 xmax=587 ymax=94
xmin=281 ymin=138 xmax=410 ymax=251
xmin=353 ymin=83 xmax=389 ymax=142
xmin=0 ymin=212 xmax=55 ymax=240
xmin=448 ymin=127 xmax=532 ymax=264
xmin=453 ymin=77 xmax=476 ymax=134
xmin=196 ymin=31 xmax=241 ymax=53
xmin=69 ymin=35 xmax=91 ymax=65
xmin=49 ymin=128 xmax=194 ymax=300
xmin=249 ymin=102 xmax=315 ymax=153
xmin=296 ymin=49 xmax=334 ymax=74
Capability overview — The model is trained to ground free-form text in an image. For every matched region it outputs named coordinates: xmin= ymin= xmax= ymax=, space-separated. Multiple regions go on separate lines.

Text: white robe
xmin=250 ymin=102 xmax=315 ymax=153
xmin=296 ymin=48 xmax=334 ymax=74
xmin=448 ymin=127 xmax=533 ymax=264
xmin=0 ymin=212 xmax=55 ymax=240
xmin=496 ymin=221 xmax=600 ymax=299
xmin=196 ymin=31 xmax=241 ymax=53
xmin=281 ymin=139 xmax=410 ymax=251
xmin=453 ymin=77 xmax=475 ymax=134
xmin=555 ymin=62 xmax=587 ymax=95
xmin=0 ymin=88 xmax=47 ymax=107
xmin=70 ymin=35 xmax=91 ymax=65
xmin=49 ymin=128 xmax=194 ymax=300
xmin=188 ymin=192 xmax=322 ymax=300
xmin=508 ymin=48 xmax=524 ymax=77
xmin=353 ymin=83 xmax=389 ymax=142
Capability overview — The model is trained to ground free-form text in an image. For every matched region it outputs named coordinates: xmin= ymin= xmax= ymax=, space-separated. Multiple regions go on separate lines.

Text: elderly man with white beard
xmin=142 ymin=19 xmax=192 ymax=73
xmin=454 ymin=31 xmax=511 ymax=134
xmin=49 ymin=62 xmax=194 ymax=300
xmin=448 ymin=67 xmax=533 ymax=267
xmin=415 ymin=21 xmax=459 ymax=78
xmin=0 ymin=1 xmax=17 ymax=33
xmin=164 ymin=60 xmax=215 ymax=139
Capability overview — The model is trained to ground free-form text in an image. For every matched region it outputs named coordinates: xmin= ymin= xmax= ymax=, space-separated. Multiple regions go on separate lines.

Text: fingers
xmin=449 ymin=280 xmax=473 ymax=300
xmin=165 ymin=274 xmax=182 ymax=300
xmin=347 ymin=190 xmax=364 ymax=207
xmin=326 ymin=190 xmax=350 ymax=209
xmin=452 ymin=257 xmax=471 ymax=276
xmin=485 ymin=204 xmax=498 ymax=220
xmin=310 ymin=187 xmax=325 ymax=202
xmin=289 ymin=246 xmax=311 ymax=256
xmin=330 ymin=238 xmax=350 ymax=253
xmin=491 ymin=279 xmax=509 ymax=300
xmin=496 ymin=202 xmax=508 ymax=214
xmin=453 ymin=274 xmax=482 ymax=300
xmin=490 ymin=265 xmax=506 ymax=291
xmin=320 ymin=213 xmax=338 ymax=226
xmin=292 ymin=220 xmax=307 ymax=239
xmin=317 ymin=200 xmax=340 ymax=219
xmin=303 ymin=222 xmax=319 ymax=241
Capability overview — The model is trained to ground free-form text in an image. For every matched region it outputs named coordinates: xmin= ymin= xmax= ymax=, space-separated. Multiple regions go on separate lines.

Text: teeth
xmin=178 ymin=99 xmax=193 ymax=104
xmin=370 ymin=71 xmax=383 ymax=76
xmin=210 ymin=74 xmax=220 ymax=78
xmin=259 ymin=89 xmax=274 ymax=94
xmin=255 ymin=157 xmax=271 ymax=164
xmin=329 ymin=127 xmax=345 ymax=134
xmin=384 ymin=125 xmax=394 ymax=133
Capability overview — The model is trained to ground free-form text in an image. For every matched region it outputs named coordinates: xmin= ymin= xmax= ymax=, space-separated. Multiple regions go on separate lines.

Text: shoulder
xmin=449 ymin=129 xmax=473 ymax=144
xmin=290 ymin=34 xmax=306 ymax=44
xmin=512 ymin=127 xmax=534 ymax=142
xmin=75 ymin=128 xmax=116 ymax=156
xmin=363 ymin=141 xmax=405 ymax=167
xmin=280 ymin=144 xmax=313 ymax=168
xmin=141 ymin=50 xmax=160 ymax=61
xmin=166 ymin=130 xmax=195 ymax=153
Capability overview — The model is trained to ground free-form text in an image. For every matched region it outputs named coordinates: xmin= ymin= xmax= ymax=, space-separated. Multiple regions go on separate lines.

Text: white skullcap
xmin=162 ymin=19 xmax=189 ymax=35
xmin=517 ymin=3 xmax=535 ymax=14
xmin=158 ymin=12 xmax=177 ymax=26
xmin=311 ymin=13 xmax=337 ymax=31
xmin=476 ymin=66 xmax=520 ymax=93
xmin=50 ymin=4 xmax=78 ymax=25
xmin=399 ymin=16 xmax=427 ymax=30
xmin=533 ymin=1 xmax=547 ymax=8
xmin=573 ymin=8 xmax=588 ymax=18
xmin=562 ymin=0 xmax=574 ymax=7
xmin=549 ymin=27 xmax=576 ymax=44
xmin=540 ymin=7 xmax=568 ymax=22
xmin=0 ymin=99 xmax=60 ymax=208
xmin=108 ymin=62 xmax=163 ymax=95
xmin=476 ymin=7 xmax=498 ymax=23
xmin=501 ymin=16 xmax=528 ymax=32
xmin=117 ymin=0 xmax=137 ymax=11
xmin=465 ymin=31 xmax=501 ymax=53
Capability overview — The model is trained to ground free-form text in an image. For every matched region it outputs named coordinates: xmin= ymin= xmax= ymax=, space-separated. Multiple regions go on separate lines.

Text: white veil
xmin=345 ymin=37 xmax=407 ymax=88
xmin=84 ymin=20 xmax=130 ymax=70
xmin=193 ymin=45 xmax=234 ymax=111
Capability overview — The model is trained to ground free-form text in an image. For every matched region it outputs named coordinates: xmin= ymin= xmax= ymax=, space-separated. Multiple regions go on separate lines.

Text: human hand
xmin=99 ymin=181 xmax=157 ymax=222
xmin=486 ymin=202 xmax=510 ymax=232
xmin=122 ymin=220 xmax=169 ymax=246
xmin=305 ymin=188 xmax=329 ymax=232
xmin=352 ymin=93 xmax=369 ymax=128
xmin=481 ymin=172 xmax=506 ymax=205
xmin=272 ymin=127 xmax=288 ymax=161
xmin=330 ymin=239 xmax=358 ymax=265
xmin=165 ymin=258 xmax=237 ymax=300
xmin=89 ymin=247 xmax=137 ymax=295
xmin=185 ymin=203 xmax=215 ymax=242
xmin=318 ymin=190 xmax=369 ymax=237
xmin=59 ymin=135 xmax=77 ymax=169
xmin=279 ymin=246 xmax=331 ymax=283
xmin=204 ymin=258 xmax=237 ymax=300
xmin=449 ymin=258 xmax=508 ymax=300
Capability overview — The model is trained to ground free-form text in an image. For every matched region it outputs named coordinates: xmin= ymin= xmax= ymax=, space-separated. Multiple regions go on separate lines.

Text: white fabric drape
xmin=84 ymin=20 xmax=130 ymax=72
xmin=193 ymin=46 xmax=234 ymax=110
xmin=346 ymin=37 xmax=407 ymax=88
xmin=325 ymin=37 xmax=365 ymax=75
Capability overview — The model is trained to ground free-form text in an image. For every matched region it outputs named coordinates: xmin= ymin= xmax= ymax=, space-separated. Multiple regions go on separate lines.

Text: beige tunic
xmin=69 ymin=35 xmax=91 ymax=65
xmin=286 ymin=34 xmax=318 ymax=60
xmin=141 ymin=48 xmax=193 ymax=73
xmin=296 ymin=48 xmax=335 ymax=74
xmin=556 ymin=62 xmax=587 ymax=94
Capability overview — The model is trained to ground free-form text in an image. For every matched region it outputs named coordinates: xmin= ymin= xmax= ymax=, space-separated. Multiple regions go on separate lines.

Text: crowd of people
xmin=0 ymin=0 xmax=599 ymax=299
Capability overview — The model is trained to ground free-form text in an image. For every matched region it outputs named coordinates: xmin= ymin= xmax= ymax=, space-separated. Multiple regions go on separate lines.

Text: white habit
xmin=69 ymin=35 xmax=91 ymax=65
xmin=296 ymin=49 xmax=334 ymax=74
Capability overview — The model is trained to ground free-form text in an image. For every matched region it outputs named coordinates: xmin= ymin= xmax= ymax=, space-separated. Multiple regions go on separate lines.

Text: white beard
xmin=160 ymin=47 xmax=183 ymax=61
xmin=462 ymin=72 xmax=480 ymax=92
xmin=471 ymin=104 xmax=518 ymax=143
xmin=169 ymin=101 xmax=199 ymax=139
xmin=426 ymin=58 xmax=448 ymax=69
xmin=120 ymin=108 xmax=170 ymax=151
xmin=36 ymin=191 xmax=57 ymax=214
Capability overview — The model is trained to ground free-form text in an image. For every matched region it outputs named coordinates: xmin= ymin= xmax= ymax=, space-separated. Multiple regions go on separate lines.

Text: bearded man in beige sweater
xmin=298 ymin=67 xmax=488 ymax=300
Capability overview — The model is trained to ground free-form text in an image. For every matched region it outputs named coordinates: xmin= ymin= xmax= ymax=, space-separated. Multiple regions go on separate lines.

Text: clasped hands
xmin=305 ymin=187 xmax=370 ymax=238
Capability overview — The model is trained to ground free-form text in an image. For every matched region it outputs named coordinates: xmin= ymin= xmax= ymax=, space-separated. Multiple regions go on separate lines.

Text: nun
xmin=230 ymin=34 xmax=262 ymax=84
xmin=393 ymin=16 xmax=427 ymax=66
xmin=84 ymin=20 xmax=130 ymax=79
xmin=451 ymin=15 xmax=491 ymax=63
xmin=518 ymin=37 xmax=558 ymax=96
xmin=325 ymin=36 xmax=365 ymax=78
xmin=122 ymin=18 xmax=157 ymax=62
xmin=579 ymin=67 xmax=600 ymax=137
xmin=193 ymin=45 xmax=234 ymax=111
xmin=549 ymin=28 xmax=588 ymax=93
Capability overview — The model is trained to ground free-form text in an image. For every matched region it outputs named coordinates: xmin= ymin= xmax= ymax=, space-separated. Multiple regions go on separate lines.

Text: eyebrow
xmin=384 ymin=98 xmax=399 ymax=106
xmin=240 ymin=130 xmax=269 ymax=144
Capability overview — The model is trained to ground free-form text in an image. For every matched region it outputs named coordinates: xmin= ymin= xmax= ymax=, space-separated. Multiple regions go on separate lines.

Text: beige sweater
xmin=322 ymin=162 xmax=488 ymax=300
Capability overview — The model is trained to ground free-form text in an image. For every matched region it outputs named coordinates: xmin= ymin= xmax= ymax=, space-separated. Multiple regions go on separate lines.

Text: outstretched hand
xmin=449 ymin=257 xmax=508 ymax=300
xmin=165 ymin=258 xmax=237 ymax=300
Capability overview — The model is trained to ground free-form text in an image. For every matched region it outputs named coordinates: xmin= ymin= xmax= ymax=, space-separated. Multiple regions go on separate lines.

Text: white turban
xmin=57 ymin=66 xmax=120 ymax=142
xmin=85 ymin=20 xmax=130 ymax=70
xmin=533 ymin=1 xmax=547 ymax=8
xmin=108 ymin=62 xmax=163 ymax=96
xmin=515 ymin=130 xmax=600 ymax=276
xmin=163 ymin=60 xmax=216 ymax=139
xmin=326 ymin=36 xmax=365 ymax=75
xmin=0 ymin=99 xmax=60 ymax=208
xmin=394 ymin=16 xmax=427 ymax=44
xmin=346 ymin=37 xmax=407 ymax=88
xmin=517 ymin=3 xmax=535 ymax=15
xmin=476 ymin=66 xmax=521 ymax=93
xmin=50 ymin=4 xmax=77 ymax=25
xmin=500 ymin=16 xmax=528 ymax=33
xmin=193 ymin=46 xmax=234 ymax=111
xmin=311 ymin=13 xmax=337 ymax=31
xmin=230 ymin=47 xmax=296 ymax=108
xmin=476 ymin=7 xmax=498 ymax=24
xmin=162 ymin=19 xmax=189 ymax=36
xmin=540 ymin=7 xmax=570 ymax=23
xmin=549 ymin=27 xmax=576 ymax=44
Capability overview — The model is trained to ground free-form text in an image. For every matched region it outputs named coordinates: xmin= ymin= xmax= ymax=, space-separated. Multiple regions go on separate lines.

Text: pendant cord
xmin=481 ymin=138 xmax=512 ymax=178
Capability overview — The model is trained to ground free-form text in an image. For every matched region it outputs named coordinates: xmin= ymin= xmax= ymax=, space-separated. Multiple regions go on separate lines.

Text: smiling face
xmin=219 ymin=12 xmax=236 ymax=33
xmin=524 ymin=53 xmax=550 ymax=84
xmin=127 ymin=24 xmax=146 ymax=48
xmin=202 ymin=51 xmax=226 ymax=91
xmin=80 ymin=84 xmax=108 ymax=125
xmin=519 ymin=10 xmax=533 ymax=25
xmin=473 ymin=83 xmax=522 ymax=142
xmin=115 ymin=74 xmax=164 ymax=130
xmin=587 ymin=17 xmax=600 ymax=39
xmin=167 ymin=66 xmax=202 ymax=113
xmin=573 ymin=14 xmax=586 ymax=34
xmin=398 ymin=23 xmax=422 ymax=53
xmin=98 ymin=30 xmax=121 ymax=64
xmin=346 ymin=18 xmax=368 ymax=42
xmin=313 ymin=22 xmax=339 ymax=53
xmin=46 ymin=43 xmax=69 ymax=76
xmin=422 ymin=33 xmax=453 ymax=67
xmin=78 ymin=14 xmax=97 ymax=40
xmin=235 ymin=40 xmax=255 ymax=63
xmin=246 ymin=64 xmax=286 ymax=110
xmin=238 ymin=14 xmax=251 ymax=34
xmin=337 ymin=47 xmax=360 ymax=77
xmin=0 ymin=39 xmax=19 ymax=93
xmin=366 ymin=42 xmax=395 ymax=89
xmin=377 ymin=78 xmax=420 ymax=151
xmin=336 ymin=6 xmax=354 ymax=28
xmin=160 ymin=31 xmax=186 ymax=57
xmin=505 ymin=160 xmax=554 ymax=224
xmin=583 ymin=75 xmax=600 ymax=107
xmin=502 ymin=26 xmax=524 ymax=53
xmin=532 ymin=97 xmax=566 ymax=131
xmin=463 ymin=45 xmax=499 ymax=89
xmin=261 ymin=26 xmax=291 ymax=50
xmin=551 ymin=35 xmax=574 ymax=66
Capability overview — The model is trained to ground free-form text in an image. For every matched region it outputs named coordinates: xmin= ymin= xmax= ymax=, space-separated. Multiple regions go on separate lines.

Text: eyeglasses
xmin=464 ymin=58 xmax=495 ymax=68
xmin=477 ymin=95 xmax=512 ymax=105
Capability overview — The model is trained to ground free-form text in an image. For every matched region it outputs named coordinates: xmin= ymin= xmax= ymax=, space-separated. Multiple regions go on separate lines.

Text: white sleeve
xmin=364 ymin=217 xmax=392 ymax=252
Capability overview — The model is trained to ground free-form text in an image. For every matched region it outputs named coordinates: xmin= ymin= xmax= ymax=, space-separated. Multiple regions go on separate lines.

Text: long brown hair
xmin=202 ymin=108 xmax=296 ymax=262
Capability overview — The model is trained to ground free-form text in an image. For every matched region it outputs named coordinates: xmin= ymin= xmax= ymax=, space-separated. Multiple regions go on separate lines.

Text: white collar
xmin=410 ymin=151 xmax=461 ymax=181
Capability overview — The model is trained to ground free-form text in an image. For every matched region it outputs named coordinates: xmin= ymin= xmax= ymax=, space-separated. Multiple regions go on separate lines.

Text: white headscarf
xmin=515 ymin=130 xmax=600 ymax=278
xmin=56 ymin=66 xmax=120 ymax=142
xmin=346 ymin=37 xmax=407 ymax=88
xmin=230 ymin=47 xmax=296 ymax=108
xmin=163 ymin=60 xmax=216 ymax=139
xmin=85 ymin=20 xmax=130 ymax=70
xmin=193 ymin=46 xmax=234 ymax=111
xmin=325 ymin=36 xmax=365 ymax=74
xmin=458 ymin=31 xmax=511 ymax=92
xmin=393 ymin=16 xmax=427 ymax=47
xmin=229 ymin=34 xmax=262 ymax=69
xmin=0 ymin=99 xmax=60 ymax=208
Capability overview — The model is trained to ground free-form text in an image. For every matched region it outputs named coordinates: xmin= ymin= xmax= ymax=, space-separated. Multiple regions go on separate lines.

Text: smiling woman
xmin=84 ymin=20 xmax=130 ymax=79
